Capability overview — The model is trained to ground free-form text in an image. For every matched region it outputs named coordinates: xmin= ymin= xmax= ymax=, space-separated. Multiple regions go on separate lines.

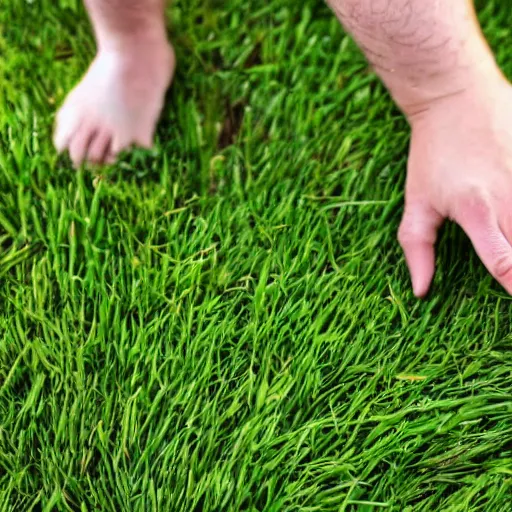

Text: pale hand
xmin=398 ymin=76 xmax=512 ymax=297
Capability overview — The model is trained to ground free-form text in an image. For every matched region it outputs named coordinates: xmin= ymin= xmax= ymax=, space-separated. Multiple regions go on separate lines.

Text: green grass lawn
xmin=1 ymin=1 xmax=512 ymax=510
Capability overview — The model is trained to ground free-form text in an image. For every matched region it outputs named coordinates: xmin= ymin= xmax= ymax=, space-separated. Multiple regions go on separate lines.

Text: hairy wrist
xmin=328 ymin=0 xmax=503 ymax=117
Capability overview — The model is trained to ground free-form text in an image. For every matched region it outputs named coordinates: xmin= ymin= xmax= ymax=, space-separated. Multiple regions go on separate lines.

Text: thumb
xmin=398 ymin=202 xmax=444 ymax=298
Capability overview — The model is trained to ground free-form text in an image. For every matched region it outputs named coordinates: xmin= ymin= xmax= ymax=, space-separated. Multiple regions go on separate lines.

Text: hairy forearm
xmin=327 ymin=0 xmax=503 ymax=116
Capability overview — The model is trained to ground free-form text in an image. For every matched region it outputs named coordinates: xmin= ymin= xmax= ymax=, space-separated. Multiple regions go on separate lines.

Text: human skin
xmin=53 ymin=0 xmax=175 ymax=166
xmin=54 ymin=0 xmax=512 ymax=297
xmin=327 ymin=0 xmax=512 ymax=297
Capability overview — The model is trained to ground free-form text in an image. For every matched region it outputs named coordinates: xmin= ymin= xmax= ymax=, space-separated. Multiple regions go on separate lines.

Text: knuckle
xmin=397 ymin=223 xmax=415 ymax=247
xmin=397 ymin=211 xmax=437 ymax=248
xmin=453 ymin=187 xmax=493 ymax=225
xmin=493 ymin=253 xmax=512 ymax=281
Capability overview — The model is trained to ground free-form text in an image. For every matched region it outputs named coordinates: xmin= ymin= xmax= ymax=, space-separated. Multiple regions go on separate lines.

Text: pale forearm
xmin=327 ymin=0 xmax=503 ymax=116
xmin=84 ymin=0 xmax=167 ymax=49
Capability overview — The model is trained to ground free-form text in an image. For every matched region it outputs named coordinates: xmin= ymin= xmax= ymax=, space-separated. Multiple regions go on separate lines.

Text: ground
xmin=1 ymin=1 xmax=512 ymax=511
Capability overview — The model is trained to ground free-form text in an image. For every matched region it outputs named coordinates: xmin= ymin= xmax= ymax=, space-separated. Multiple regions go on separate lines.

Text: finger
xmin=106 ymin=153 xmax=116 ymax=165
xmin=458 ymin=211 xmax=512 ymax=294
xmin=111 ymin=129 xmax=132 ymax=156
xmin=398 ymin=203 xmax=444 ymax=298
xmin=87 ymin=129 xmax=112 ymax=165
xmin=54 ymin=104 xmax=80 ymax=153
xmin=499 ymin=209 xmax=512 ymax=246
xmin=69 ymin=122 xmax=96 ymax=168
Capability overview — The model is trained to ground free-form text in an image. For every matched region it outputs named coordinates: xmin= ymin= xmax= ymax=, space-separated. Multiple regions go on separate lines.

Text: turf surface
xmin=1 ymin=1 xmax=512 ymax=510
